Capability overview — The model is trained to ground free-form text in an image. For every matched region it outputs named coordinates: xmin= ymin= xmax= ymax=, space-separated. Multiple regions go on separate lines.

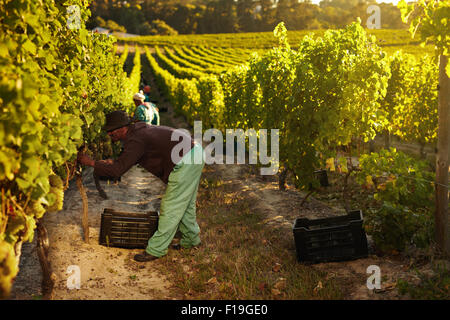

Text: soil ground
xmin=10 ymin=165 xmax=180 ymax=300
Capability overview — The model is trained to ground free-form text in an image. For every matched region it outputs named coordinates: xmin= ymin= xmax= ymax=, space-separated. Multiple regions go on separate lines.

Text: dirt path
xmin=10 ymin=166 xmax=181 ymax=300
xmin=208 ymin=164 xmax=418 ymax=300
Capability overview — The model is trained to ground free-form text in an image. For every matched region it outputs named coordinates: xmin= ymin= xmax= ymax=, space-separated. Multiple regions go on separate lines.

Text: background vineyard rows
xmin=121 ymin=28 xmax=436 ymax=56
xmin=141 ymin=21 xmax=438 ymax=178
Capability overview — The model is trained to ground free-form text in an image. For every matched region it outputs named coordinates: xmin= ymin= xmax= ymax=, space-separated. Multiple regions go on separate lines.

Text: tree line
xmin=87 ymin=0 xmax=408 ymax=35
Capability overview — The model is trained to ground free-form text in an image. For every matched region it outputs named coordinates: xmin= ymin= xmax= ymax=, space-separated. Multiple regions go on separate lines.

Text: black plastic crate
xmin=308 ymin=170 xmax=330 ymax=190
xmin=293 ymin=210 xmax=368 ymax=264
xmin=99 ymin=208 xmax=159 ymax=249
xmin=314 ymin=170 xmax=329 ymax=187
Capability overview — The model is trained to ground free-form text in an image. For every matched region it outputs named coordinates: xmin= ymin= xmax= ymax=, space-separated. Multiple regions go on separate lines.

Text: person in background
xmin=133 ymin=92 xmax=160 ymax=126
xmin=142 ymin=85 xmax=160 ymax=123
xmin=143 ymin=85 xmax=151 ymax=102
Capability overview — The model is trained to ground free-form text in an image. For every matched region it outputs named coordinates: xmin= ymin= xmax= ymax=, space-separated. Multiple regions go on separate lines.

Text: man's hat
xmin=143 ymin=85 xmax=151 ymax=93
xmin=103 ymin=110 xmax=131 ymax=132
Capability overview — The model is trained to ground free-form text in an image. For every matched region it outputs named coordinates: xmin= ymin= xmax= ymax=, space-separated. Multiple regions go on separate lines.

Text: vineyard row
xmin=0 ymin=0 xmax=141 ymax=298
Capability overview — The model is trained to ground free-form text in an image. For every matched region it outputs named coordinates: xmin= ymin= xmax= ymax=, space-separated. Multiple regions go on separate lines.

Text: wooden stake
xmin=76 ymin=174 xmax=89 ymax=243
xmin=435 ymin=54 xmax=449 ymax=256
xmin=278 ymin=168 xmax=288 ymax=191
xmin=36 ymin=221 xmax=56 ymax=300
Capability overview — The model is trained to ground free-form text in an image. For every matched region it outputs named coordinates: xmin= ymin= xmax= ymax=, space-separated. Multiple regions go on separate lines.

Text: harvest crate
xmin=99 ymin=208 xmax=159 ymax=249
xmin=293 ymin=210 xmax=368 ymax=264
xmin=314 ymin=170 xmax=329 ymax=187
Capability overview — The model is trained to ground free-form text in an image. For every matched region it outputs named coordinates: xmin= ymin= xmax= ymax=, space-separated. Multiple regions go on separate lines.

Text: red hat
xmin=143 ymin=85 xmax=151 ymax=93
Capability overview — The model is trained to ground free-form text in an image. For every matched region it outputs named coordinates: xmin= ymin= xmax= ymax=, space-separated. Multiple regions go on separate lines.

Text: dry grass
xmin=152 ymin=166 xmax=343 ymax=300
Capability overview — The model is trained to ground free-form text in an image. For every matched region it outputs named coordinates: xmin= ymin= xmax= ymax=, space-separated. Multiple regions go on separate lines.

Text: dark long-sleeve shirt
xmin=94 ymin=122 xmax=194 ymax=184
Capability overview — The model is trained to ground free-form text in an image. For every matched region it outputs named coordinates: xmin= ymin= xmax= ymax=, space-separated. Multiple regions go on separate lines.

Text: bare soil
xmin=10 ymin=166 xmax=181 ymax=300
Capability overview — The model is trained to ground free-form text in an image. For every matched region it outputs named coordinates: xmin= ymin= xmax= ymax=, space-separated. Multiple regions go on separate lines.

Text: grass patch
xmin=154 ymin=167 xmax=342 ymax=299
xmin=397 ymin=264 xmax=450 ymax=300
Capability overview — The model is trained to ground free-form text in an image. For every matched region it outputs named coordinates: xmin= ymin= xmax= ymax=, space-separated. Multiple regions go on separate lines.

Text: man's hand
xmin=77 ymin=152 xmax=95 ymax=167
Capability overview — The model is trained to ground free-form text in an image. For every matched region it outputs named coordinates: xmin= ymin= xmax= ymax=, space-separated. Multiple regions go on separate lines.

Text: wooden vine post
xmin=36 ymin=220 xmax=56 ymax=300
xmin=76 ymin=171 xmax=90 ymax=244
xmin=398 ymin=0 xmax=450 ymax=257
xmin=435 ymin=54 xmax=450 ymax=256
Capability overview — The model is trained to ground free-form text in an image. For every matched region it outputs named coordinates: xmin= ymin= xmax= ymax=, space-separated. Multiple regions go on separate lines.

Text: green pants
xmin=146 ymin=144 xmax=204 ymax=257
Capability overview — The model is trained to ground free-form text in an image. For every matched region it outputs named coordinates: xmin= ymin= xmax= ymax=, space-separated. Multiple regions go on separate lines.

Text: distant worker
xmin=143 ymin=85 xmax=151 ymax=102
xmin=133 ymin=92 xmax=160 ymax=126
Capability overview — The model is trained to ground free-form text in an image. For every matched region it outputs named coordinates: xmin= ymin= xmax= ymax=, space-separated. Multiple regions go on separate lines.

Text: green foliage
xmin=155 ymin=46 xmax=206 ymax=79
xmin=0 ymin=0 xmax=140 ymax=297
xmin=94 ymin=16 xmax=106 ymax=29
xmin=397 ymin=265 xmax=450 ymax=300
xmin=90 ymin=0 xmax=409 ymax=35
xmin=148 ymin=19 xmax=178 ymax=36
xmin=380 ymin=51 xmax=416 ymax=132
xmin=146 ymin=20 xmax=437 ymax=252
xmin=381 ymin=51 xmax=438 ymax=146
xmin=273 ymin=22 xmax=290 ymax=50
xmin=94 ymin=16 xmax=127 ymax=33
xmin=219 ymin=33 xmax=297 ymax=173
xmin=122 ymin=29 xmax=434 ymax=57
xmin=124 ymin=46 xmax=142 ymax=104
xmin=356 ymin=149 xmax=435 ymax=252
xmin=148 ymin=21 xmax=397 ymax=191
xmin=145 ymin=46 xmax=223 ymax=129
xmin=196 ymin=75 xmax=224 ymax=129
xmin=105 ymin=20 xmax=127 ymax=33
xmin=220 ymin=64 xmax=250 ymax=129
xmin=196 ymin=46 xmax=247 ymax=66
xmin=144 ymin=46 xmax=177 ymax=100
xmin=118 ymin=44 xmax=129 ymax=66
xmin=188 ymin=46 xmax=238 ymax=68
xmin=172 ymin=46 xmax=221 ymax=70
xmin=287 ymin=21 xmax=385 ymax=186
xmin=47 ymin=174 xmax=64 ymax=212
xmin=0 ymin=240 xmax=16 ymax=298
xmin=399 ymin=0 xmax=450 ymax=75
xmin=163 ymin=47 xmax=217 ymax=74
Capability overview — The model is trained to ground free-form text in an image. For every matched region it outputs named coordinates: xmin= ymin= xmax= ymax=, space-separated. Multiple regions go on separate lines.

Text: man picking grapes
xmin=77 ymin=110 xmax=204 ymax=262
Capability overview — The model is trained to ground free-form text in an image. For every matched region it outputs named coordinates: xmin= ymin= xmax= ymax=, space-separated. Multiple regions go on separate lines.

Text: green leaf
xmin=0 ymin=43 xmax=8 ymax=57
xmin=0 ymin=148 xmax=20 ymax=180
xmin=22 ymin=39 xmax=37 ymax=55
xmin=84 ymin=113 xmax=94 ymax=126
